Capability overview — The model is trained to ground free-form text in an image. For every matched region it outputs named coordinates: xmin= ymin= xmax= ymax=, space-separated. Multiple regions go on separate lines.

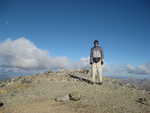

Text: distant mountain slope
xmin=121 ymin=78 xmax=150 ymax=91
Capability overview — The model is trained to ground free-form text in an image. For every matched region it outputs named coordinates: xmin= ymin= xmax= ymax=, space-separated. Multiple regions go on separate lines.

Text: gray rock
xmin=0 ymin=102 xmax=4 ymax=107
xmin=55 ymin=94 xmax=70 ymax=102
xmin=20 ymin=78 xmax=32 ymax=84
xmin=0 ymin=82 xmax=6 ymax=87
xmin=55 ymin=91 xmax=81 ymax=102
xmin=47 ymin=70 xmax=53 ymax=74
xmin=69 ymin=91 xmax=81 ymax=101
xmin=136 ymin=97 xmax=147 ymax=105
xmin=126 ymin=83 xmax=136 ymax=89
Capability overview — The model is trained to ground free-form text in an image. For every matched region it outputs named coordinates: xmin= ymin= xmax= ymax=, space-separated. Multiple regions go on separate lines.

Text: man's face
xmin=94 ymin=42 xmax=99 ymax=47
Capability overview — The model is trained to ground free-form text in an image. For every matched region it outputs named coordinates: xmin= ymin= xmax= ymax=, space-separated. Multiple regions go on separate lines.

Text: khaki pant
xmin=91 ymin=61 xmax=103 ymax=83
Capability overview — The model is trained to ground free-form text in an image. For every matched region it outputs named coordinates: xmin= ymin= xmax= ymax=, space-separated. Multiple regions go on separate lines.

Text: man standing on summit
xmin=90 ymin=40 xmax=104 ymax=85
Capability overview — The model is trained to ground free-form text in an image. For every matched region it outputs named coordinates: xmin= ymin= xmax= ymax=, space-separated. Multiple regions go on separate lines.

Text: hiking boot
xmin=91 ymin=81 xmax=95 ymax=85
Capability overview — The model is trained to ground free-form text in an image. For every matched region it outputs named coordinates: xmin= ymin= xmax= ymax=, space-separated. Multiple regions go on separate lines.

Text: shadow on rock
xmin=69 ymin=74 xmax=93 ymax=85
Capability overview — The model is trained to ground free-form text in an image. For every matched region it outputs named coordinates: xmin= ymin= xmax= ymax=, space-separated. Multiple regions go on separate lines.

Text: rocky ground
xmin=0 ymin=70 xmax=150 ymax=113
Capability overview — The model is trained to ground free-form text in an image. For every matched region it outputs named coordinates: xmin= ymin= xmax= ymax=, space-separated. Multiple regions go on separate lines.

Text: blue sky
xmin=0 ymin=0 xmax=150 ymax=78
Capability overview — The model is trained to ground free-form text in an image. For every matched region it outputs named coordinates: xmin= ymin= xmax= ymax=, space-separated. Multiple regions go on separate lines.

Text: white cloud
xmin=0 ymin=37 xmax=149 ymax=78
xmin=0 ymin=38 xmax=51 ymax=69
xmin=71 ymin=57 xmax=90 ymax=69
xmin=103 ymin=63 xmax=150 ymax=76
xmin=0 ymin=38 xmax=90 ymax=76
xmin=103 ymin=64 xmax=128 ymax=76
xmin=126 ymin=63 xmax=150 ymax=75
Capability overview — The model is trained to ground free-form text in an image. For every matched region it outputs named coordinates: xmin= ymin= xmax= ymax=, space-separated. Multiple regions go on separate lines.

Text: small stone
xmin=0 ymin=83 xmax=5 ymax=87
xmin=69 ymin=91 xmax=81 ymax=101
xmin=0 ymin=102 xmax=4 ymax=107
xmin=126 ymin=83 xmax=136 ymax=88
xmin=20 ymin=78 xmax=32 ymax=84
xmin=55 ymin=94 xmax=70 ymax=102
xmin=47 ymin=70 xmax=53 ymax=73
xmin=136 ymin=97 xmax=147 ymax=104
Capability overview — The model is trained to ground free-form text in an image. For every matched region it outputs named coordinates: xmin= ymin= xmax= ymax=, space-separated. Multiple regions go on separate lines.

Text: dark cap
xmin=94 ymin=40 xmax=99 ymax=44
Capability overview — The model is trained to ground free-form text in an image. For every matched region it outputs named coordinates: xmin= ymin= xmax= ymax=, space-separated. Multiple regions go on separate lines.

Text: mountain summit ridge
xmin=0 ymin=70 xmax=150 ymax=113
